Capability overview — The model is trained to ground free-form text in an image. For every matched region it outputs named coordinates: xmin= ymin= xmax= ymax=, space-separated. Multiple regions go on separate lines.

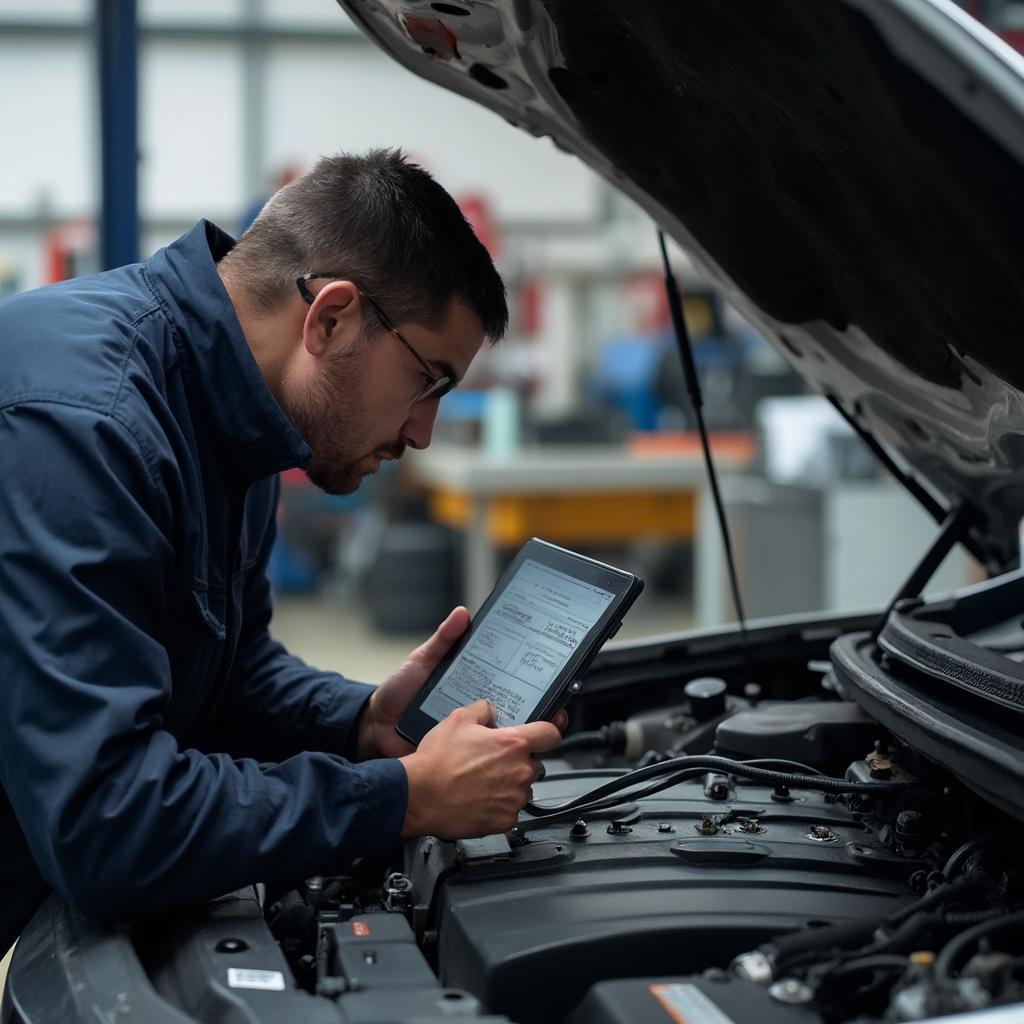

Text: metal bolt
xmin=769 ymin=978 xmax=814 ymax=1004
xmin=696 ymin=814 xmax=719 ymax=836
xmin=384 ymin=873 xmax=412 ymax=911
xmin=704 ymin=772 xmax=731 ymax=799
xmin=771 ymin=784 xmax=792 ymax=803
xmin=215 ymin=938 xmax=249 ymax=954
xmin=305 ymin=876 xmax=324 ymax=892
xmin=569 ymin=819 xmax=589 ymax=840
xmin=657 ymin=823 xmax=675 ymax=834
xmin=736 ymin=817 xmax=766 ymax=835
xmin=508 ymin=826 xmax=529 ymax=847
xmin=896 ymin=810 xmax=925 ymax=835
xmin=731 ymin=950 xmax=773 ymax=985
xmin=607 ymin=820 xmax=633 ymax=836
xmin=807 ymin=825 xmax=838 ymax=843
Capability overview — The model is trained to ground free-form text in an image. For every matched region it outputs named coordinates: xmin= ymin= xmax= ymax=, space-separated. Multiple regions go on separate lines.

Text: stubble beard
xmin=282 ymin=353 xmax=404 ymax=496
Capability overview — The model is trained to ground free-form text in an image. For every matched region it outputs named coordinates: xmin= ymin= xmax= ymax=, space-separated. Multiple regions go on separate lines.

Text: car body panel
xmin=337 ymin=0 xmax=1024 ymax=571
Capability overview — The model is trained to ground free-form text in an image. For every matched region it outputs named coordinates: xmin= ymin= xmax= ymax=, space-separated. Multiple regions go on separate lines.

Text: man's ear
xmin=303 ymin=280 xmax=361 ymax=357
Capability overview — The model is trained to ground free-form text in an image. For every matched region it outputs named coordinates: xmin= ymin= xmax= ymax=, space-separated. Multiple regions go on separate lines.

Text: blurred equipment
xmin=366 ymin=522 xmax=459 ymax=634
xmin=593 ymin=285 xmax=802 ymax=434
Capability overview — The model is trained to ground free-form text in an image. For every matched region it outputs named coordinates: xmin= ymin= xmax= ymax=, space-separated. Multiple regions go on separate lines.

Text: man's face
xmin=282 ymin=294 xmax=484 ymax=495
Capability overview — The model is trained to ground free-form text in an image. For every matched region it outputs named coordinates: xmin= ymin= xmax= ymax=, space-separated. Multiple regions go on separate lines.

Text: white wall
xmin=0 ymin=38 xmax=94 ymax=217
xmin=262 ymin=43 xmax=597 ymax=225
xmin=139 ymin=39 xmax=246 ymax=219
xmin=0 ymin=3 xmax=603 ymax=286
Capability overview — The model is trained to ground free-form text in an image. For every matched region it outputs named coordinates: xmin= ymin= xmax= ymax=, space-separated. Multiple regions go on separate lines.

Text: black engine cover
xmin=407 ymin=769 xmax=917 ymax=1024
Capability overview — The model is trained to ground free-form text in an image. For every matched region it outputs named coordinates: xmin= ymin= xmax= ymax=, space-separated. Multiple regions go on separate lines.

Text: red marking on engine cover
xmin=352 ymin=921 xmax=370 ymax=937
xmin=402 ymin=16 xmax=460 ymax=61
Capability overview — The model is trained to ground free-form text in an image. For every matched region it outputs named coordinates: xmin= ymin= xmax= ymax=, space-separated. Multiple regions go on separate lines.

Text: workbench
xmin=407 ymin=440 xmax=752 ymax=620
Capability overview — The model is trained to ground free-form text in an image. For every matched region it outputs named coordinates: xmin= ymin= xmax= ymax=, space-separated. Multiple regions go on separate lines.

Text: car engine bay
xmin=8 ymin=598 xmax=1023 ymax=1024
xmin=226 ymin=607 xmax=1023 ymax=1024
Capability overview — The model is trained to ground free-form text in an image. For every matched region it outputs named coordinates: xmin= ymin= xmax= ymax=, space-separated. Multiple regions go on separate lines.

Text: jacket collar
xmin=144 ymin=220 xmax=312 ymax=482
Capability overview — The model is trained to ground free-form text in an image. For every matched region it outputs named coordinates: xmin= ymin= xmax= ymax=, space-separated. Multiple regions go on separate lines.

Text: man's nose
xmin=399 ymin=399 xmax=440 ymax=451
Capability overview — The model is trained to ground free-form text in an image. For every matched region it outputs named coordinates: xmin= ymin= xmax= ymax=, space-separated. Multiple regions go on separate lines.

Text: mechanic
xmin=0 ymin=149 xmax=562 ymax=954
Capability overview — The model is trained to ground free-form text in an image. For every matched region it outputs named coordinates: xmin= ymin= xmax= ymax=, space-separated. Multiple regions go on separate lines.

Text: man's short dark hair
xmin=221 ymin=148 xmax=508 ymax=341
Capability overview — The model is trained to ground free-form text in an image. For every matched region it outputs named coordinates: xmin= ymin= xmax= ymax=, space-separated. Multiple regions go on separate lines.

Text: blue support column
xmin=96 ymin=0 xmax=138 ymax=269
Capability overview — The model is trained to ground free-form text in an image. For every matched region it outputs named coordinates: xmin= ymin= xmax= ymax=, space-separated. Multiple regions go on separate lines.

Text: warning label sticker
xmin=352 ymin=920 xmax=371 ymax=937
xmin=226 ymin=968 xmax=286 ymax=992
xmin=650 ymin=984 xmax=737 ymax=1024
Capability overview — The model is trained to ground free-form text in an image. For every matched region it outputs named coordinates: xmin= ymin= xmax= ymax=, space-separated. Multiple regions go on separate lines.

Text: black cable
xmin=523 ymin=753 xmax=908 ymax=819
xmin=822 ymin=955 xmax=909 ymax=983
xmin=553 ymin=723 xmax=626 ymax=754
xmin=740 ymin=758 xmax=823 ymax=776
xmin=521 ymin=768 xmax=709 ymax=830
xmin=657 ymin=230 xmax=755 ymax=683
xmin=887 ymin=873 xmax=985 ymax=927
xmin=945 ymin=908 xmax=1007 ymax=926
xmin=553 ymin=730 xmax=612 ymax=753
xmin=935 ymin=909 xmax=1024 ymax=981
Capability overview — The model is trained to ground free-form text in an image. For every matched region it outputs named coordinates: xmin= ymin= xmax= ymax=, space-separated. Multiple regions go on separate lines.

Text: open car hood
xmin=337 ymin=0 xmax=1024 ymax=572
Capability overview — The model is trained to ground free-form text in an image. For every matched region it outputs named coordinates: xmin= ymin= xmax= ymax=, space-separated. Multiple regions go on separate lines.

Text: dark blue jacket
xmin=0 ymin=221 xmax=407 ymax=948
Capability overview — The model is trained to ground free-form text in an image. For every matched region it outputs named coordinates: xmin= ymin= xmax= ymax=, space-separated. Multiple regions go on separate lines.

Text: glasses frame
xmin=296 ymin=274 xmax=454 ymax=404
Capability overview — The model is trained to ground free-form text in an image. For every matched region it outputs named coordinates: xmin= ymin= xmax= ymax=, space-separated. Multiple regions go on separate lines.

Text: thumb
xmin=507 ymin=720 xmax=563 ymax=754
xmin=411 ymin=606 xmax=470 ymax=669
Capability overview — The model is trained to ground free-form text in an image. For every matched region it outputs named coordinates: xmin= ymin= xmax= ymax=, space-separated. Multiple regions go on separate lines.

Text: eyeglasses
xmin=296 ymin=274 xmax=455 ymax=403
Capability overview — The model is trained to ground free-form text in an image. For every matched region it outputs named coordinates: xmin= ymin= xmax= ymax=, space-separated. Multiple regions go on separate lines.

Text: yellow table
xmin=407 ymin=442 xmax=751 ymax=612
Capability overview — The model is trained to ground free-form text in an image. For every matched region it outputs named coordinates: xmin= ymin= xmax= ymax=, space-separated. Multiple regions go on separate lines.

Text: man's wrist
xmin=398 ymin=753 xmax=429 ymax=838
xmin=353 ymin=690 xmax=379 ymax=761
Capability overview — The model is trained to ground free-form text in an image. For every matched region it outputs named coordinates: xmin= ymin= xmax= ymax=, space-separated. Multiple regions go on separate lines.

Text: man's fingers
xmin=459 ymin=698 xmax=497 ymax=728
xmin=510 ymin=721 xmax=563 ymax=754
xmin=411 ymin=606 xmax=470 ymax=667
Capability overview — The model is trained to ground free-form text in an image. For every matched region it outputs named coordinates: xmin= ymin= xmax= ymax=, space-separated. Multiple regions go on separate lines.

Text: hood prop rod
xmin=872 ymin=502 xmax=972 ymax=641
xmin=824 ymin=395 xmax=986 ymax=568
xmin=657 ymin=230 xmax=755 ymax=685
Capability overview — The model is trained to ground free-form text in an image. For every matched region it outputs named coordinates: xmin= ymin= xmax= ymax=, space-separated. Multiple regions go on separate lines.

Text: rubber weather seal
xmin=879 ymin=605 xmax=1024 ymax=713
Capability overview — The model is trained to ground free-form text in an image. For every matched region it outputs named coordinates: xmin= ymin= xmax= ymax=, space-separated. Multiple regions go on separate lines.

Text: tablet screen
xmin=419 ymin=559 xmax=616 ymax=728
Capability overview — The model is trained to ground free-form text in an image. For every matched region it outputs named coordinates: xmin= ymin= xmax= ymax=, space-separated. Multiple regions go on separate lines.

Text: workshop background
xmin=1 ymin=0 xmax=1008 ymax=688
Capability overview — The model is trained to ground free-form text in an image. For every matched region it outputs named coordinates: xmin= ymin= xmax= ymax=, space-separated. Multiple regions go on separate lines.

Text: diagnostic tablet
xmin=396 ymin=538 xmax=643 ymax=746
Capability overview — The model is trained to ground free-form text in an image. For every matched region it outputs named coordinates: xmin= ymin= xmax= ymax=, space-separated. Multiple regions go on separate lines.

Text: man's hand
xmin=355 ymin=606 xmax=471 ymax=762
xmin=399 ymin=700 xmax=561 ymax=839
xmin=355 ymin=606 xmax=568 ymax=762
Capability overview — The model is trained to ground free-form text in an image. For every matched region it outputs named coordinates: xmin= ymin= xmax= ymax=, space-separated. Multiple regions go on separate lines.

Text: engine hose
xmin=779 ymin=882 xmax=992 ymax=967
xmin=765 ymin=877 xmax=990 ymax=976
xmin=823 ymin=955 xmax=909 ymax=984
xmin=523 ymin=754 xmax=909 ymax=819
xmin=871 ymin=911 xmax=941 ymax=955
xmin=772 ymin=918 xmax=881 ymax=968
xmin=554 ymin=724 xmax=626 ymax=754
xmin=935 ymin=909 xmax=1024 ymax=981
xmin=944 ymin=907 xmax=1009 ymax=926
xmin=887 ymin=873 xmax=984 ymax=926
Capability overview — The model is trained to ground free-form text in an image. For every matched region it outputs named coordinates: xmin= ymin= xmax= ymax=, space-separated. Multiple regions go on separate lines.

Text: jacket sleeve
xmin=207 ymin=476 xmax=378 ymax=764
xmin=0 ymin=402 xmax=407 ymax=921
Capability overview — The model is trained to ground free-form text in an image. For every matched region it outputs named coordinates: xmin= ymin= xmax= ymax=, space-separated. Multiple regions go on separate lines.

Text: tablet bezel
xmin=395 ymin=538 xmax=643 ymax=746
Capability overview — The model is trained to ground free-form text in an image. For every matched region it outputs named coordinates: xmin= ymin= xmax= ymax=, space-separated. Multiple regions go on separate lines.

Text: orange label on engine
xmin=352 ymin=921 xmax=370 ymax=937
